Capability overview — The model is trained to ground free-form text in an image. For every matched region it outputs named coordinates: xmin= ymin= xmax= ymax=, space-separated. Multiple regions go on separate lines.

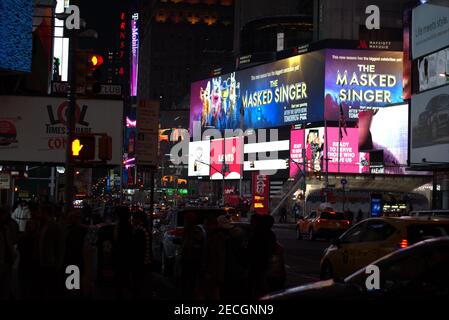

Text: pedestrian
xmin=17 ymin=202 xmax=39 ymax=299
xmin=180 ymin=211 xmax=203 ymax=299
xmin=12 ymin=200 xmax=31 ymax=233
xmin=293 ymin=201 xmax=301 ymax=221
xmin=217 ymin=215 xmax=248 ymax=300
xmin=33 ymin=203 xmax=65 ymax=300
xmin=63 ymin=210 xmax=88 ymax=300
xmin=248 ymin=214 xmax=276 ymax=299
xmin=113 ymin=206 xmax=133 ymax=299
xmin=130 ymin=211 xmax=152 ymax=299
xmin=197 ymin=214 xmax=226 ymax=300
xmin=279 ymin=206 xmax=287 ymax=223
xmin=356 ymin=209 xmax=363 ymax=223
xmin=0 ymin=206 xmax=19 ymax=300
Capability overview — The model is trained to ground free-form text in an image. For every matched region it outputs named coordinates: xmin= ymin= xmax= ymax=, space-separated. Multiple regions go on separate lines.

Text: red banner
xmin=252 ymin=173 xmax=270 ymax=215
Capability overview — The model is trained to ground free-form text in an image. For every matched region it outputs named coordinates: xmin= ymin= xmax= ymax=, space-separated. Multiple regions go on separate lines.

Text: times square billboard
xmin=190 ymin=49 xmax=404 ymax=131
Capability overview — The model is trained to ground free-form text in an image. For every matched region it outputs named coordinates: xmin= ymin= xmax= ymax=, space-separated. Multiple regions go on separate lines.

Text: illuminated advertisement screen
xmin=188 ymin=141 xmax=210 ymax=177
xmin=239 ymin=51 xmax=325 ymax=129
xmin=190 ymin=51 xmax=324 ymax=131
xmin=411 ymin=86 xmax=449 ymax=164
xmin=190 ymin=72 xmax=243 ymax=131
xmin=210 ymin=137 xmax=243 ymax=180
xmin=358 ymin=104 xmax=409 ymax=174
xmin=326 ymin=127 xmax=360 ymax=173
xmin=417 ymin=47 xmax=449 ymax=92
xmin=324 ymin=49 xmax=404 ymax=121
xmin=0 ymin=0 xmax=32 ymax=72
xmin=290 ymin=129 xmax=305 ymax=177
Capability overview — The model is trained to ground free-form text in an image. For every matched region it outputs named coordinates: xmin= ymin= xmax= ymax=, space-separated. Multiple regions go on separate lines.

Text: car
xmin=320 ymin=216 xmax=449 ymax=281
xmin=153 ymin=207 xmax=229 ymax=276
xmin=418 ymin=93 xmax=449 ymax=140
xmin=408 ymin=209 xmax=449 ymax=218
xmin=296 ymin=210 xmax=351 ymax=240
xmin=262 ymin=237 xmax=449 ymax=300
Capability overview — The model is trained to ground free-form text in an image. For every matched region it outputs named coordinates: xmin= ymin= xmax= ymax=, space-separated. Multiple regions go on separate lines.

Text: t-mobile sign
xmin=210 ymin=137 xmax=243 ymax=180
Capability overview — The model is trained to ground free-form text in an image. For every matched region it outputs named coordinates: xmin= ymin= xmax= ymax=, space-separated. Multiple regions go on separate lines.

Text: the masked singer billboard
xmin=239 ymin=51 xmax=325 ymax=129
xmin=324 ymin=49 xmax=404 ymax=121
xmin=190 ymin=72 xmax=242 ymax=131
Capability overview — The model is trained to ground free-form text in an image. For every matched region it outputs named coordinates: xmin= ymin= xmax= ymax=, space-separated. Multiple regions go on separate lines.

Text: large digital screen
xmin=0 ymin=0 xmax=33 ymax=72
xmin=188 ymin=141 xmax=211 ymax=177
xmin=358 ymin=104 xmax=409 ymax=174
xmin=324 ymin=49 xmax=404 ymax=121
xmin=190 ymin=51 xmax=325 ymax=131
xmin=190 ymin=72 xmax=242 ymax=131
xmin=417 ymin=47 xmax=449 ymax=92
xmin=411 ymin=86 xmax=449 ymax=165
xmin=239 ymin=51 xmax=325 ymax=129
xmin=210 ymin=137 xmax=243 ymax=180
xmin=289 ymin=103 xmax=410 ymax=175
xmin=289 ymin=129 xmax=305 ymax=177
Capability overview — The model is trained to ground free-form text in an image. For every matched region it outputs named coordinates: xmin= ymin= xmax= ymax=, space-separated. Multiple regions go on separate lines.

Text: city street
xmin=273 ymin=225 xmax=329 ymax=287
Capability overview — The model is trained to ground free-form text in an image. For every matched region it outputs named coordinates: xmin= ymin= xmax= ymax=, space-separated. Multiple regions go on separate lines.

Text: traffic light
xmin=71 ymin=135 xmax=95 ymax=160
xmin=88 ymin=54 xmax=104 ymax=70
xmin=98 ymin=135 xmax=112 ymax=161
xmin=87 ymin=53 xmax=104 ymax=94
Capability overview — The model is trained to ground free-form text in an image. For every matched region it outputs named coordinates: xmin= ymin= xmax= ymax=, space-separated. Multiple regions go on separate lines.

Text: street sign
xmin=136 ymin=100 xmax=160 ymax=168
xmin=52 ymin=81 xmax=85 ymax=94
xmin=0 ymin=173 xmax=10 ymax=189
xmin=99 ymin=84 xmax=122 ymax=96
xmin=341 ymin=178 xmax=347 ymax=185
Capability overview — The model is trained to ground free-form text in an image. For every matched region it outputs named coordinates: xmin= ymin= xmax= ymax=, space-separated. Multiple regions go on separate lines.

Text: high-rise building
xmin=137 ymin=0 xmax=235 ymax=110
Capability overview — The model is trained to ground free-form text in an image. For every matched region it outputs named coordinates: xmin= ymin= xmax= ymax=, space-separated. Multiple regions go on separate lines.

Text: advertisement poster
xmin=358 ymin=104 xmax=409 ymax=174
xmin=188 ymin=141 xmax=210 ymax=177
xmin=0 ymin=96 xmax=123 ymax=164
xmin=304 ymin=127 xmax=325 ymax=173
xmin=412 ymin=3 xmax=449 ymax=59
xmin=417 ymin=47 xmax=449 ymax=92
xmin=324 ymin=49 xmax=403 ymax=120
xmin=240 ymin=51 xmax=325 ymax=129
xmin=326 ymin=128 xmax=360 ymax=173
xmin=252 ymin=173 xmax=269 ymax=215
xmin=411 ymin=85 xmax=449 ymax=164
xmin=210 ymin=137 xmax=243 ymax=180
xmin=289 ymin=129 xmax=305 ymax=177
xmin=190 ymin=72 xmax=242 ymax=131
xmin=136 ymin=100 xmax=160 ymax=167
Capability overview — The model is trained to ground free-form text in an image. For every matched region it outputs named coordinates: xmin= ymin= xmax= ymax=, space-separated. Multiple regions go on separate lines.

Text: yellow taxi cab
xmin=320 ymin=216 xmax=449 ymax=280
xmin=296 ymin=210 xmax=351 ymax=240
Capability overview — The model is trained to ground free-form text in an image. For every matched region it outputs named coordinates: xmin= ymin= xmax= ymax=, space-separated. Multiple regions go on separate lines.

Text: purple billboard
xmin=324 ymin=49 xmax=404 ymax=121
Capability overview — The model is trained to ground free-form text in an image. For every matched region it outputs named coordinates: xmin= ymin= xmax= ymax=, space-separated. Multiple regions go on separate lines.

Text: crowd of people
xmin=0 ymin=201 xmax=152 ymax=300
xmin=178 ymin=213 xmax=285 ymax=300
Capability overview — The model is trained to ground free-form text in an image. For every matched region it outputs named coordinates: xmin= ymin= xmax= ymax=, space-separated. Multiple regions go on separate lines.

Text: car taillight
xmin=399 ymin=239 xmax=408 ymax=248
xmin=316 ymin=219 xmax=321 ymax=223
xmin=168 ymin=228 xmax=184 ymax=237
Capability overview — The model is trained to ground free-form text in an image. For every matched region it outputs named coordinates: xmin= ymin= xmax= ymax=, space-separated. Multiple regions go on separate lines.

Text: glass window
xmin=407 ymin=224 xmax=449 ymax=244
xmin=359 ymin=221 xmax=396 ymax=242
xmin=320 ymin=212 xmax=346 ymax=220
xmin=341 ymin=222 xmax=367 ymax=243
